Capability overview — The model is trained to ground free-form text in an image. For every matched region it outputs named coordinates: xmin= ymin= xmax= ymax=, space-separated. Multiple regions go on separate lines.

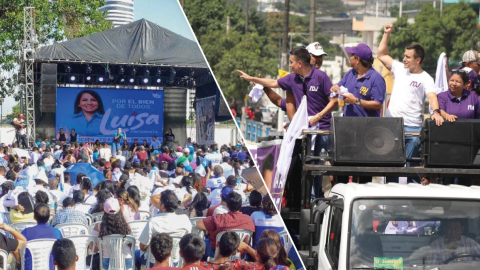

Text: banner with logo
xmin=196 ymin=95 xmax=216 ymax=144
xmin=56 ymin=87 xmax=164 ymax=143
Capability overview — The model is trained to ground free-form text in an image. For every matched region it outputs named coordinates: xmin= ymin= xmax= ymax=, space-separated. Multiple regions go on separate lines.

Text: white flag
xmin=272 ymin=95 xmax=308 ymax=209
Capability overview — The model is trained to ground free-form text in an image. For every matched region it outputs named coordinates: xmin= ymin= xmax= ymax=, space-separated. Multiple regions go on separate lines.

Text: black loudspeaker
xmin=422 ymin=118 xmax=480 ymax=168
xmin=41 ymin=63 xmax=57 ymax=113
xmin=329 ymin=117 xmax=406 ymax=166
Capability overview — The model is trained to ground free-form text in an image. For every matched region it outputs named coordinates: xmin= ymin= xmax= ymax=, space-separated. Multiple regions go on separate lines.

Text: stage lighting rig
xmin=119 ymin=66 xmax=125 ymax=75
xmin=131 ymin=67 xmax=137 ymax=76
xmin=65 ymin=64 xmax=72 ymax=73
xmin=86 ymin=65 xmax=92 ymax=74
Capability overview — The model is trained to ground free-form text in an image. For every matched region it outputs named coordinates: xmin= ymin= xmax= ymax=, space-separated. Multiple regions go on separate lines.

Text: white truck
xmin=299 ymin=183 xmax=480 ymax=270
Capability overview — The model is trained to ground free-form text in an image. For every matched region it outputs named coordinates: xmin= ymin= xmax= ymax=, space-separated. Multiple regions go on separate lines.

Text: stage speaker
xmin=41 ymin=63 xmax=57 ymax=113
xmin=329 ymin=117 xmax=405 ymax=166
xmin=422 ymin=118 xmax=480 ymax=168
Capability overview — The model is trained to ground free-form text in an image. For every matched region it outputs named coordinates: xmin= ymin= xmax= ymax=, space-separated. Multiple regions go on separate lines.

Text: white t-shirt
xmin=206 ymin=176 xmax=226 ymax=189
xmin=98 ymin=148 xmax=112 ymax=160
xmin=13 ymin=118 xmax=25 ymax=135
xmin=213 ymin=205 xmax=229 ymax=216
xmin=386 ymin=61 xmax=436 ymax=127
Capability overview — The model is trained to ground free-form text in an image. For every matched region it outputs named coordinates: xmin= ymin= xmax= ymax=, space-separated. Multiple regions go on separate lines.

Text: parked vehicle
xmin=299 ymin=183 xmax=480 ymax=270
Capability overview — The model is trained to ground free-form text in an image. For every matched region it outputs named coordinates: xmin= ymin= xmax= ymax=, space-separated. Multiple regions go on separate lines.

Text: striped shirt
xmin=51 ymin=208 xmax=89 ymax=227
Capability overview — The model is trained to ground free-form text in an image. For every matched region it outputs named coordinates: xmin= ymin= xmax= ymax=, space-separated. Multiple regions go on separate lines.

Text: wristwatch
xmin=355 ymin=98 xmax=361 ymax=106
xmin=432 ymin=109 xmax=440 ymax=115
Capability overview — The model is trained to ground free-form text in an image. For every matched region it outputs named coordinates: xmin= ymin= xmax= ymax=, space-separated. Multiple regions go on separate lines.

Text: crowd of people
xmin=0 ymin=132 xmax=300 ymax=270
xmin=238 ymin=23 xmax=480 ymax=201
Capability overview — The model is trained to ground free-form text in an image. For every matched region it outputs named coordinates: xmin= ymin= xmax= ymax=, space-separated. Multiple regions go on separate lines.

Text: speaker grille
xmin=330 ymin=117 xmax=405 ymax=166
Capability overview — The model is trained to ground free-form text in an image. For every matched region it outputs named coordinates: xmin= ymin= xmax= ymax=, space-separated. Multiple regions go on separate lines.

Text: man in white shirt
xmin=378 ymin=24 xmax=444 ymax=183
xmin=13 ymin=114 xmax=28 ymax=149
xmin=206 ymin=165 xmax=226 ymax=191
xmin=114 ymin=150 xmax=126 ymax=168
xmin=98 ymin=142 xmax=112 ymax=161
xmin=208 ymin=175 xmax=246 ymax=207
xmin=0 ymin=166 xmax=6 ymax=185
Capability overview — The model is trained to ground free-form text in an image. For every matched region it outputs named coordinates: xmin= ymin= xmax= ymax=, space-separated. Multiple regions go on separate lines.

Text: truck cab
xmin=299 ymin=183 xmax=480 ymax=270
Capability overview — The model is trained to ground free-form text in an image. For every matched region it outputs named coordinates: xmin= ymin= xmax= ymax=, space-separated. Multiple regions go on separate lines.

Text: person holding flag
xmin=237 ymin=47 xmax=338 ymax=207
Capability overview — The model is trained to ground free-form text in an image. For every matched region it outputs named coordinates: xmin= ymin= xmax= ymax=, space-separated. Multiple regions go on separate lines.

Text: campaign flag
xmin=272 ymin=95 xmax=308 ymax=209
xmin=56 ymin=88 xmax=164 ymax=143
xmin=196 ymin=96 xmax=216 ymax=144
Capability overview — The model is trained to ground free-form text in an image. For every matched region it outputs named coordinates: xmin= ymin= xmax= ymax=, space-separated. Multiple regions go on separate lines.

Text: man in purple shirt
xmin=331 ymin=43 xmax=386 ymax=117
xmin=237 ymin=48 xmax=337 ymax=200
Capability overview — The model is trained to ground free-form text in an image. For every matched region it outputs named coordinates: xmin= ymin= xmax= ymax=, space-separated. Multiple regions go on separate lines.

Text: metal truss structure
xmin=23 ymin=7 xmax=36 ymax=146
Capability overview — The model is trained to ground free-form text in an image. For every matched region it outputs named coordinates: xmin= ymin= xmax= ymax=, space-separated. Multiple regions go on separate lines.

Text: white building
xmin=100 ymin=0 xmax=134 ymax=28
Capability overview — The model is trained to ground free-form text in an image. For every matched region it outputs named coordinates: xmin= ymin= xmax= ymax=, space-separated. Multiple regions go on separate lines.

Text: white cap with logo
xmin=306 ymin=42 xmax=328 ymax=56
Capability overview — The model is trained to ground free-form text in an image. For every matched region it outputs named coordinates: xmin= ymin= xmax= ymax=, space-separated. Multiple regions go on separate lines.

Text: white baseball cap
xmin=306 ymin=42 xmax=328 ymax=56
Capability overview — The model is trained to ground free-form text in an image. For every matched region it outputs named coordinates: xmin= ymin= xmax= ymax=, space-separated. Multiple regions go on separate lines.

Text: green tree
xmin=378 ymin=2 xmax=480 ymax=74
xmin=0 ymin=0 xmax=112 ymax=98
xmin=6 ymin=104 xmax=20 ymax=121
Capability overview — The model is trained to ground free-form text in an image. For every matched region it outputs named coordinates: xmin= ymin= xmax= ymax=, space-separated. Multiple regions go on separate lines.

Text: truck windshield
xmin=349 ymin=198 xmax=480 ymax=270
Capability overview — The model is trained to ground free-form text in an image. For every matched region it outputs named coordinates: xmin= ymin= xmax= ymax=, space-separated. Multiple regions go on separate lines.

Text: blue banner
xmin=56 ymin=87 xmax=164 ymax=143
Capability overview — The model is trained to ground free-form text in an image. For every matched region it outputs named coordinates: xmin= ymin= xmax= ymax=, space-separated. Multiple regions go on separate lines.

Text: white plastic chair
xmin=279 ymin=230 xmax=292 ymax=253
xmin=138 ymin=211 xmax=151 ymax=220
xmin=55 ymin=223 xmax=89 ymax=237
xmin=190 ymin=217 xmax=206 ymax=239
xmin=85 ymin=213 xmax=93 ymax=225
xmin=92 ymin=212 xmax=104 ymax=222
xmin=20 ymin=239 xmax=56 ymax=270
xmin=0 ymin=249 xmax=8 ymax=270
xmin=98 ymin=234 xmax=135 ymax=270
xmin=127 ymin=220 xmax=148 ymax=250
xmin=11 ymin=222 xmax=37 ymax=233
xmin=89 ymin=221 xmax=102 ymax=235
xmin=142 ymin=235 xmax=183 ymax=269
xmin=66 ymin=235 xmax=96 ymax=270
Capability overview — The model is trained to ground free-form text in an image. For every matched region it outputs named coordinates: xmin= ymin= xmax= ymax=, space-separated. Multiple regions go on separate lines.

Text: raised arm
xmin=237 ymin=70 xmax=280 ymax=88
xmin=377 ymin=24 xmax=395 ymax=71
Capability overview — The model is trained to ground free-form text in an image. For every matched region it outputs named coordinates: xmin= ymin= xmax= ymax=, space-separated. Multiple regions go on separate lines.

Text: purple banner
xmin=256 ymin=139 xmax=283 ymax=206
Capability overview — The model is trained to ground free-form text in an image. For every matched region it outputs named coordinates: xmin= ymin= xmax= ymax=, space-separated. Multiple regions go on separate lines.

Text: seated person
xmin=240 ymin=190 xmax=262 ymax=216
xmin=428 ymin=219 xmax=480 ymax=265
xmin=22 ymin=203 xmax=63 ymax=270
xmin=0 ymin=223 xmax=27 ymax=262
xmin=212 ymin=187 xmax=234 ymax=216
xmin=51 ymin=197 xmax=88 ymax=227
xmin=204 ymin=231 xmax=258 ymax=270
xmin=146 ymin=233 xmax=176 ymax=270
xmin=179 ymin=234 xmax=208 ymax=270
xmin=72 ymin=190 xmax=91 ymax=214
xmin=52 ymin=238 xmax=78 ymax=270
xmin=251 ymin=195 xmax=285 ymax=245
xmin=196 ymin=192 xmax=255 ymax=258
xmin=138 ymin=190 xmax=192 ymax=268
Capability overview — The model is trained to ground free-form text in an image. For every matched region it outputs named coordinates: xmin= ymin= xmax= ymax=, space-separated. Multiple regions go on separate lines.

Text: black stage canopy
xmin=35 ymin=19 xmax=208 ymax=68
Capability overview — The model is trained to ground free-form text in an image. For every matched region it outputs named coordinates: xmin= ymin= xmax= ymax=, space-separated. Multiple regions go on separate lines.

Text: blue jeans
xmin=102 ymin=258 xmax=132 ymax=270
xmin=312 ymin=135 xmax=329 ymax=199
xmin=387 ymin=126 xmax=421 ymax=183
xmin=112 ymin=142 xmax=121 ymax=155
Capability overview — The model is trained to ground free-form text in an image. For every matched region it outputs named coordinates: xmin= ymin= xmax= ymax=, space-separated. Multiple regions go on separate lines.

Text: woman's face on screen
xmin=79 ymin=93 xmax=99 ymax=114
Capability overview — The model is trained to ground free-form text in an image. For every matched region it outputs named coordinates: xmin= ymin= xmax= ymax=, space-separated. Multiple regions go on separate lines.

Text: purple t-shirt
xmin=337 ymin=68 xmax=386 ymax=117
xmin=438 ymin=89 xmax=480 ymax=119
xmin=277 ymin=67 xmax=333 ymax=129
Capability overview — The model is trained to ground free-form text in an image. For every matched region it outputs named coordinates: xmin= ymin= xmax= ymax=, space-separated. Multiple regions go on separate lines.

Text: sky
xmin=3 ymin=0 xmax=198 ymax=117
xmin=133 ymin=0 xmax=197 ymax=41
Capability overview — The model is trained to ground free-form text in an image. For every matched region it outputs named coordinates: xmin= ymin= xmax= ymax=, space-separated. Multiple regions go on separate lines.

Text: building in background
xmin=100 ymin=0 xmax=134 ymax=28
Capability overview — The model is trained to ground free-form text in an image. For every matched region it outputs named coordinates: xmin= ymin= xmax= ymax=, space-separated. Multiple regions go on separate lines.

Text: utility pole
xmin=309 ymin=0 xmax=315 ymax=43
xmin=282 ymin=0 xmax=290 ymax=70
xmin=245 ymin=0 xmax=249 ymax=35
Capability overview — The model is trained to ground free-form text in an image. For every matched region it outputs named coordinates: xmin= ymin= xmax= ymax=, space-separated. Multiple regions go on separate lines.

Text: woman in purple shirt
xmin=438 ymin=70 xmax=480 ymax=121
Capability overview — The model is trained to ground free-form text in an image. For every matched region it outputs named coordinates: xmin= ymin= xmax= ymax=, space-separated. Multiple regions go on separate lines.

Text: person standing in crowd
xmin=378 ymin=24 xmax=444 ymax=183
xmin=69 ymin=128 xmax=78 ymax=144
xmin=439 ymin=69 xmax=480 ymax=121
xmin=112 ymin=128 xmax=125 ymax=154
xmin=99 ymin=142 xmax=112 ymax=161
xmin=306 ymin=42 xmax=328 ymax=69
xmin=151 ymin=135 xmax=161 ymax=151
xmin=330 ymin=43 xmax=386 ymax=184
xmin=254 ymin=107 xmax=263 ymax=122
xmin=164 ymin=128 xmax=175 ymax=145
xmin=455 ymin=50 xmax=480 ymax=92
xmin=13 ymin=113 xmax=28 ymax=149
